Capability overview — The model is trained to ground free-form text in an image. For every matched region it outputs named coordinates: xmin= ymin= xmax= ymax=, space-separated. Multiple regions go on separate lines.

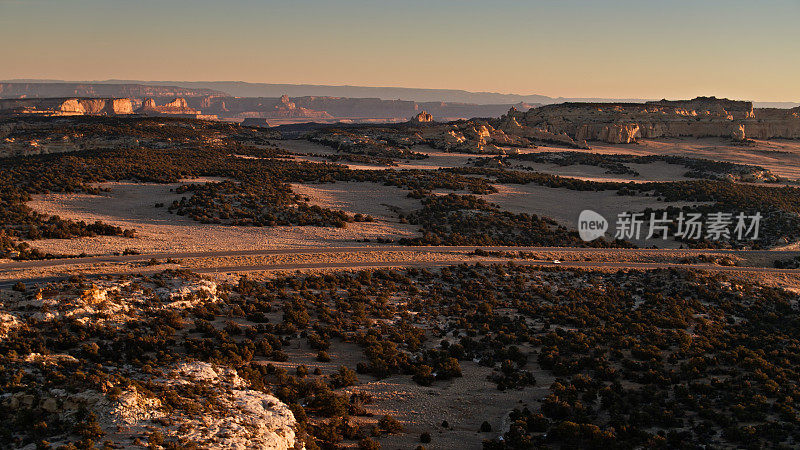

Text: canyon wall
xmin=504 ymin=97 xmax=800 ymax=144
xmin=0 ymin=87 xmax=533 ymax=121
xmin=0 ymin=98 xmax=134 ymax=115
xmin=194 ymin=96 xmax=531 ymax=120
xmin=137 ymin=97 xmax=203 ymax=116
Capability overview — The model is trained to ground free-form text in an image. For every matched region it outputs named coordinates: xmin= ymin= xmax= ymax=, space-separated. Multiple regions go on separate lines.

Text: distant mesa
xmin=137 ymin=96 xmax=196 ymax=113
xmin=269 ymin=94 xmax=332 ymax=119
xmin=309 ymin=96 xmax=800 ymax=157
xmin=0 ymin=96 xmax=221 ymax=120
xmin=0 ymin=82 xmax=544 ymax=122
xmin=0 ymin=82 xmax=225 ymax=99
xmin=409 ymin=110 xmax=434 ymax=123
xmin=0 ymin=97 xmax=134 ymax=116
xmin=279 ymin=94 xmax=293 ymax=108
xmin=136 ymin=97 xmax=210 ymax=119
xmin=513 ymin=102 xmax=536 ymax=111
xmin=502 ymin=96 xmax=800 ymax=144
xmin=2 ymin=87 xmax=798 ymax=143
xmin=141 ymin=98 xmax=157 ymax=109
xmin=224 ymin=95 xmax=333 ymax=121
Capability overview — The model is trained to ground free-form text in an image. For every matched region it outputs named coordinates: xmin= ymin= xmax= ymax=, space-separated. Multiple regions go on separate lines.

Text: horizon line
xmin=1 ymin=78 xmax=799 ymax=104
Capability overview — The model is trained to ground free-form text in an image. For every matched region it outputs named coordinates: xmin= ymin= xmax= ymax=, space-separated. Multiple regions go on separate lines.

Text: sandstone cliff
xmin=137 ymin=97 xmax=201 ymax=116
xmin=409 ymin=110 xmax=434 ymax=123
xmin=0 ymin=97 xmax=134 ymax=116
xmin=197 ymin=95 xmax=533 ymax=121
xmin=502 ymin=97 xmax=800 ymax=144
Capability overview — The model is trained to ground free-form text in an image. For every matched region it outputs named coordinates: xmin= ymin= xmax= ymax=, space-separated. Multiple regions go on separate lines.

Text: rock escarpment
xmin=0 ymin=97 xmax=134 ymax=116
xmin=197 ymin=95 xmax=533 ymax=121
xmin=137 ymin=97 xmax=203 ymax=116
xmin=501 ymin=97 xmax=800 ymax=144
xmin=310 ymin=118 xmax=530 ymax=154
xmin=58 ymin=98 xmax=134 ymax=115
xmin=743 ymin=107 xmax=800 ymax=140
xmin=270 ymin=94 xmax=333 ymax=119
xmin=304 ymin=97 xmax=800 ymax=157
xmin=409 ymin=110 xmax=434 ymax=123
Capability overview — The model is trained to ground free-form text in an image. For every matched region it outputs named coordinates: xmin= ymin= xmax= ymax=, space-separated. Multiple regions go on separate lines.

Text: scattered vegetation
xmin=447 ymin=166 xmax=800 ymax=248
xmin=3 ymin=265 xmax=800 ymax=448
xmin=398 ymin=194 xmax=629 ymax=247
xmin=3 ymin=116 xmax=798 ymax=258
xmin=309 ymin=128 xmax=429 ymax=164
xmin=480 ymin=151 xmax=781 ymax=182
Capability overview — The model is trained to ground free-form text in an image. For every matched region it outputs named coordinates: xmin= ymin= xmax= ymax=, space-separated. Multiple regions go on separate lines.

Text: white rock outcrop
xmin=168 ymin=362 xmax=299 ymax=449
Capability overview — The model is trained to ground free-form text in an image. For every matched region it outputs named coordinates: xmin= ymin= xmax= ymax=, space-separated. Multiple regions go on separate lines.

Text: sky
xmin=1 ymin=0 xmax=799 ymax=101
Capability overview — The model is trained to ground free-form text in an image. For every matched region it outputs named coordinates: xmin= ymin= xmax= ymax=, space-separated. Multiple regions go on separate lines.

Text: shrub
xmin=378 ymin=415 xmax=403 ymax=434
xmin=358 ymin=437 xmax=381 ymax=450
xmin=412 ymin=365 xmax=435 ymax=386
xmin=330 ymin=366 xmax=359 ymax=388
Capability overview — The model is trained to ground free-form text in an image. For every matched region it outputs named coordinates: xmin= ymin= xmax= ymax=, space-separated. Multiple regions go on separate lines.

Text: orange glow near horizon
xmin=1 ymin=0 xmax=798 ymax=102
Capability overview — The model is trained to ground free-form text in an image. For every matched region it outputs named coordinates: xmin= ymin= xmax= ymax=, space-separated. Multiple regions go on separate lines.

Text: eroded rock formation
xmin=409 ymin=110 xmax=434 ymax=123
xmin=197 ymin=95 xmax=535 ymax=121
xmin=0 ymin=98 xmax=134 ymax=116
xmin=501 ymin=97 xmax=800 ymax=144
xmin=137 ymin=97 xmax=202 ymax=116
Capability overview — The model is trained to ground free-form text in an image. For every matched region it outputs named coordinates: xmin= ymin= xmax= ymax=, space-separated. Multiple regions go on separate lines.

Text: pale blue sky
xmin=1 ymin=0 xmax=798 ymax=100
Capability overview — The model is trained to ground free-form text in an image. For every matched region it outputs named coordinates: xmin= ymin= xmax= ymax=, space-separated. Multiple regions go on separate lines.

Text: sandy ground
xmin=280 ymin=138 xmax=798 ymax=183
xmin=0 ymin=250 xmax=490 ymax=283
xmin=353 ymin=361 xmax=551 ymax=449
xmin=9 ymin=135 xmax=800 ymax=449
xmin=252 ymin=286 xmax=553 ymax=449
xmin=226 ymin=259 xmax=800 ymax=449
xmin=20 ymin=137 xmax=800 ymax=257
xmin=279 ymin=140 xmax=493 ymax=171
xmin=180 ymin=249 xmax=779 ymax=273
xmin=19 ymin=171 xmax=759 ymax=257
xmin=283 ymin=139 xmax=673 ymax=182
xmin=476 ymin=184 xmax=709 ymax=248
xmin=509 ymin=160 xmax=692 ymax=183
xmin=7 ymin=247 xmax=794 ymax=287
xmin=24 ymin=180 xmax=422 ymax=257
xmin=741 ymin=272 xmax=800 ymax=293
xmin=527 ymin=137 xmax=800 ymax=181
xmin=260 ymin=330 xmax=550 ymax=449
xmin=290 ymin=181 xmax=420 ymax=217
